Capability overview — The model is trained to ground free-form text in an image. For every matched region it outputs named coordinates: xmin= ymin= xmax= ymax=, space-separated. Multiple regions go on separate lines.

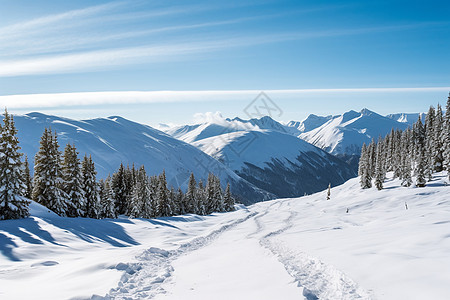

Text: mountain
xmin=386 ymin=112 xmax=425 ymax=126
xmin=167 ymin=118 xmax=356 ymax=198
xmin=299 ymin=109 xmax=409 ymax=167
xmin=286 ymin=114 xmax=334 ymax=134
xmin=9 ymin=113 xmax=274 ymax=204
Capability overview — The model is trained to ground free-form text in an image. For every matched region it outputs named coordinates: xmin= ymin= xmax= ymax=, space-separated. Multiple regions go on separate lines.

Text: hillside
xmin=1 ymin=173 xmax=449 ymax=299
xmin=8 ymin=113 xmax=273 ymax=204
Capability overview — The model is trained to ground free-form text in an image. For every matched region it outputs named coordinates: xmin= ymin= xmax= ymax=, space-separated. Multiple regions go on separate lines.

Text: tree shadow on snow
xmin=0 ymin=217 xmax=63 ymax=261
xmin=0 ymin=216 xmax=140 ymax=261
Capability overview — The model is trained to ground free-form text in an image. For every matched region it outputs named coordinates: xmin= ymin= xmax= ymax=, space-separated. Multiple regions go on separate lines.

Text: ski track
xmin=256 ymin=201 xmax=373 ymax=300
xmin=92 ymin=200 xmax=372 ymax=300
xmin=91 ymin=210 xmax=257 ymax=300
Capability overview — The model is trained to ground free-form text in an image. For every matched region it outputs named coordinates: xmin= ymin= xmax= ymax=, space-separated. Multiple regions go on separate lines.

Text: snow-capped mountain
xmin=286 ymin=114 xmax=334 ymax=135
xmin=9 ymin=113 xmax=273 ymax=204
xmin=386 ymin=112 xmax=425 ymax=126
xmin=166 ymin=118 xmax=356 ymax=198
xmin=299 ymin=109 xmax=409 ymax=158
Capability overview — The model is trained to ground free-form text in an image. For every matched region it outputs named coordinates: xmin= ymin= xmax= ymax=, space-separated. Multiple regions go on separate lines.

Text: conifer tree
xmin=443 ymin=93 xmax=450 ymax=179
xmin=374 ymin=139 xmax=385 ymax=190
xmin=22 ymin=155 xmax=33 ymax=199
xmin=0 ymin=110 xmax=29 ymax=219
xmin=100 ymin=176 xmax=117 ymax=218
xmin=424 ymin=106 xmax=435 ymax=180
xmin=176 ymin=187 xmax=185 ymax=215
xmin=32 ymin=128 xmax=66 ymax=216
xmin=359 ymin=143 xmax=372 ymax=189
xmin=400 ymin=130 xmax=413 ymax=187
xmin=434 ymin=104 xmax=444 ymax=172
xmin=197 ymin=180 xmax=206 ymax=215
xmin=111 ymin=163 xmax=127 ymax=215
xmin=129 ymin=166 xmax=150 ymax=218
xmin=156 ymin=170 xmax=171 ymax=217
xmin=62 ymin=144 xmax=85 ymax=217
xmin=224 ymin=183 xmax=235 ymax=211
xmin=213 ymin=175 xmax=224 ymax=212
xmin=82 ymin=155 xmax=100 ymax=218
xmin=185 ymin=173 xmax=197 ymax=214
xmin=326 ymin=183 xmax=331 ymax=200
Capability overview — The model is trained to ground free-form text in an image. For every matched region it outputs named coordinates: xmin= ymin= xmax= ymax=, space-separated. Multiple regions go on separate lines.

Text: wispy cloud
xmin=1 ymin=87 xmax=449 ymax=109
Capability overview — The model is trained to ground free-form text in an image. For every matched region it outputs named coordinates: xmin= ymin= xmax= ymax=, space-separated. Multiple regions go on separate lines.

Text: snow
xmin=6 ymin=113 xmax=271 ymax=204
xmin=2 ymin=173 xmax=449 ymax=299
xmin=300 ymin=109 xmax=408 ymax=156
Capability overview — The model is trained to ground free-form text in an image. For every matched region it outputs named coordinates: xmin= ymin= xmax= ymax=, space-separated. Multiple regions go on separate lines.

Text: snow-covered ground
xmin=1 ymin=173 xmax=449 ymax=299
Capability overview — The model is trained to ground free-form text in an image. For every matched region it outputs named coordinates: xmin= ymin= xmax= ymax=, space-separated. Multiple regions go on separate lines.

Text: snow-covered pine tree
xmin=368 ymin=139 xmax=376 ymax=178
xmin=148 ymin=175 xmax=158 ymax=218
xmin=82 ymin=155 xmax=100 ymax=218
xmin=156 ymin=170 xmax=171 ymax=217
xmin=374 ymin=138 xmax=385 ymax=190
xmin=434 ymin=104 xmax=444 ymax=172
xmin=197 ymin=180 xmax=206 ymax=215
xmin=22 ymin=155 xmax=33 ymax=199
xmin=185 ymin=173 xmax=197 ymax=214
xmin=443 ymin=93 xmax=450 ymax=179
xmin=393 ymin=130 xmax=403 ymax=178
xmin=424 ymin=106 xmax=436 ymax=180
xmin=129 ymin=166 xmax=150 ymax=218
xmin=62 ymin=144 xmax=86 ymax=217
xmin=111 ymin=163 xmax=127 ymax=215
xmin=32 ymin=128 xmax=67 ymax=216
xmin=213 ymin=175 xmax=224 ymax=212
xmin=176 ymin=187 xmax=185 ymax=215
xmin=224 ymin=183 xmax=235 ymax=211
xmin=100 ymin=176 xmax=117 ymax=218
xmin=205 ymin=173 xmax=217 ymax=214
xmin=385 ymin=129 xmax=394 ymax=173
xmin=169 ymin=186 xmax=178 ymax=215
xmin=123 ymin=165 xmax=135 ymax=215
xmin=358 ymin=143 xmax=367 ymax=177
xmin=400 ymin=129 xmax=413 ymax=187
xmin=415 ymin=143 xmax=427 ymax=187
xmin=0 ymin=109 xmax=29 ymax=220
xmin=326 ymin=183 xmax=331 ymax=200
xmin=359 ymin=143 xmax=372 ymax=189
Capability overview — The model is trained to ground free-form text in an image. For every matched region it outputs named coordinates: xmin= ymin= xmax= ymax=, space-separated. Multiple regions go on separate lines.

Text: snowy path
xmin=106 ymin=200 xmax=370 ymax=300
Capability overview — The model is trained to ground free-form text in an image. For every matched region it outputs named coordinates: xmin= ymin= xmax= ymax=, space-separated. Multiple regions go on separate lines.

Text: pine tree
xmin=22 ymin=155 xmax=33 ymax=199
xmin=224 ymin=183 xmax=235 ymax=211
xmin=359 ymin=143 xmax=372 ymax=189
xmin=82 ymin=155 xmax=100 ymax=218
xmin=176 ymin=187 xmax=185 ymax=215
xmin=0 ymin=110 xmax=29 ymax=220
xmin=400 ymin=130 xmax=413 ymax=187
xmin=32 ymin=128 xmax=67 ymax=216
xmin=62 ymin=144 xmax=85 ymax=217
xmin=100 ymin=176 xmax=117 ymax=218
xmin=197 ymin=180 xmax=206 ymax=215
xmin=443 ymin=93 xmax=450 ymax=179
xmin=129 ymin=166 xmax=150 ymax=218
xmin=111 ymin=163 xmax=127 ymax=215
xmin=156 ymin=170 xmax=171 ymax=217
xmin=326 ymin=183 xmax=331 ymax=200
xmin=415 ymin=143 xmax=427 ymax=187
xmin=185 ymin=173 xmax=197 ymax=214
xmin=424 ymin=106 xmax=435 ymax=180
xmin=213 ymin=175 xmax=224 ymax=212
xmin=374 ymin=138 xmax=385 ymax=190
xmin=434 ymin=104 xmax=444 ymax=172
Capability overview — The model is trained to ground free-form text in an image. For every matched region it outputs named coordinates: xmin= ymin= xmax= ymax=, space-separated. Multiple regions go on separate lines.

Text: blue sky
xmin=0 ymin=0 xmax=449 ymax=125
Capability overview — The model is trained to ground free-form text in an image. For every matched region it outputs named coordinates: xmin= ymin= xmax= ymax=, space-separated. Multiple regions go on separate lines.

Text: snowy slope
xmin=192 ymin=130 xmax=356 ymax=198
xmin=2 ymin=173 xmax=449 ymax=299
xmin=286 ymin=114 xmax=334 ymax=135
xmin=300 ymin=109 xmax=408 ymax=156
xmin=9 ymin=113 xmax=273 ymax=204
xmin=386 ymin=112 xmax=425 ymax=126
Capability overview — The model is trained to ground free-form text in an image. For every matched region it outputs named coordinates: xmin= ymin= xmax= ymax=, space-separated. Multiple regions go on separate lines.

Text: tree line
xmin=358 ymin=94 xmax=450 ymax=190
xmin=0 ymin=110 xmax=235 ymax=220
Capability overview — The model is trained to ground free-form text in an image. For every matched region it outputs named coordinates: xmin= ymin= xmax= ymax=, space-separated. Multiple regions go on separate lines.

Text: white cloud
xmin=1 ymin=87 xmax=449 ymax=109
